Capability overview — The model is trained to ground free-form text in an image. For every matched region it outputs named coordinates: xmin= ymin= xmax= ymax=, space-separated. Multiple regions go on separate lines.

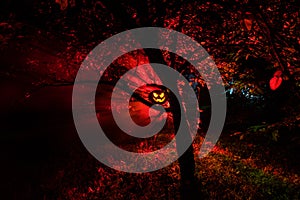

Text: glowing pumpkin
xmin=149 ymin=90 xmax=168 ymax=104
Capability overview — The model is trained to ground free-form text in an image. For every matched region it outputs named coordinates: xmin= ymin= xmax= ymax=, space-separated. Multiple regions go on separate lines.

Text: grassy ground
xmin=38 ymin=129 xmax=299 ymax=200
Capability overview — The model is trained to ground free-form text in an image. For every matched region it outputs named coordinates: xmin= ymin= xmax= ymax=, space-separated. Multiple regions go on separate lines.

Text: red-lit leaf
xmin=244 ymin=19 xmax=252 ymax=31
xmin=273 ymin=70 xmax=283 ymax=77
xmin=269 ymin=76 xmax=282 ymax=90
xmin=55 ymin=0 xmax=68 ymax=10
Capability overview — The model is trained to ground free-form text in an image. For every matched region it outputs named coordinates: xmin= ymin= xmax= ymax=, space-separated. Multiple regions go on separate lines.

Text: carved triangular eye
xmin=153 ymin=92 xmax=159 ymax=97
xmin=159 ymin=93 xmax=165 ymax=98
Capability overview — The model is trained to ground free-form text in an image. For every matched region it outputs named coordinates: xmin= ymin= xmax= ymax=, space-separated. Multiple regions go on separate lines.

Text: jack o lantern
xmin=149 ymin=90 xmax=168 ymax=104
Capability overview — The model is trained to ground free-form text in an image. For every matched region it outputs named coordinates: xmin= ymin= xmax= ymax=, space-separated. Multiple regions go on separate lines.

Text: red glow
xmin=270 ymin=70 xmax=283 ymax=90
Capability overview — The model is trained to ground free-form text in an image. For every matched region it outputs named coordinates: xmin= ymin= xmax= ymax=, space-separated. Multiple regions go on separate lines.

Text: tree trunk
xmin=101 ymin=1 xmax=197 ymax=199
